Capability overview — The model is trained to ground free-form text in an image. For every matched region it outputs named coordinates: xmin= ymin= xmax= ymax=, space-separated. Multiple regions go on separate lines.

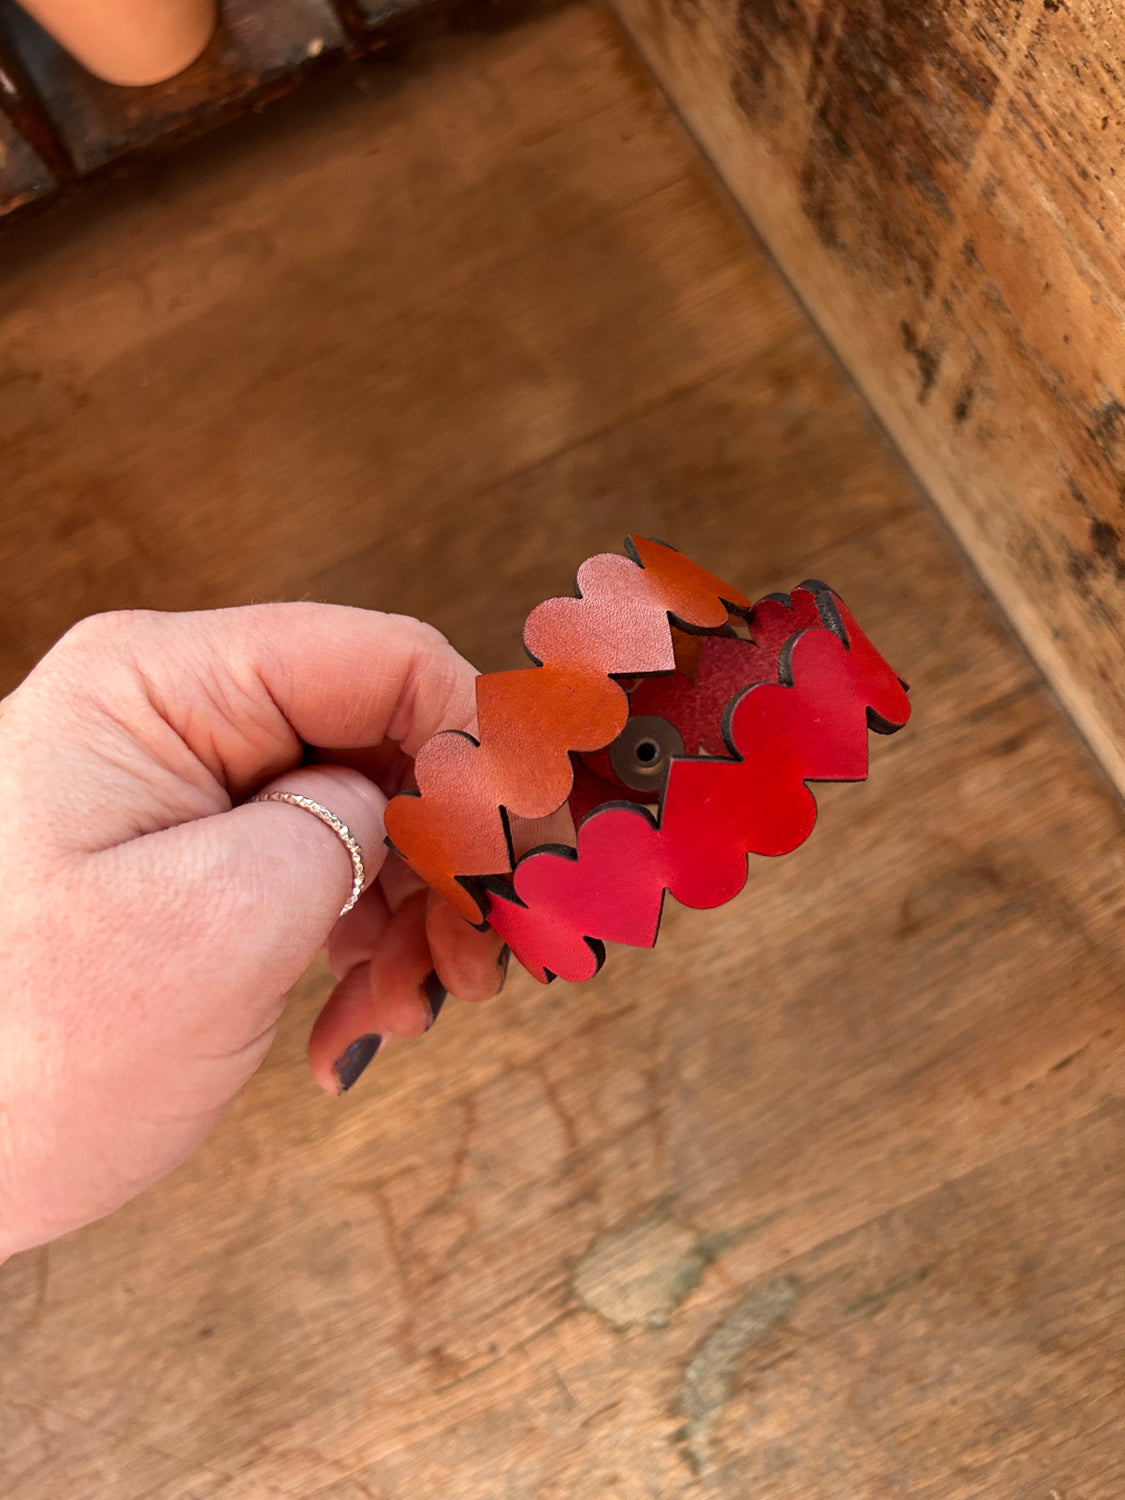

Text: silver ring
xmin=250 ymin=790 xmax=366 ymax=917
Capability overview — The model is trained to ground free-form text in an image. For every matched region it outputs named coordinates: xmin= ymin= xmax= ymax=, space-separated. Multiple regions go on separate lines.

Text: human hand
xmin=0 ymin=604 xmax=508 ymax=1257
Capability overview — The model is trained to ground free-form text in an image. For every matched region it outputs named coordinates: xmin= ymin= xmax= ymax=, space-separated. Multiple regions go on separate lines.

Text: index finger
xmin=34 ymin=603 xmax=480 ymax=801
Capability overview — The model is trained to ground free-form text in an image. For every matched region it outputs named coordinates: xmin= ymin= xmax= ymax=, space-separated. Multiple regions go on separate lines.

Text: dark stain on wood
xmin=899 ymin=320 xmax=942 ymax=402
xmin=1089 ymin=520 xmax=1125 ymax=581
xmin=734 ymin=0 xmax=1002 ymax=299
xmin=1087 ymin=394 xmax=1125 ymax=461
xmin=730 ymin=0 xmax=805 ymax=111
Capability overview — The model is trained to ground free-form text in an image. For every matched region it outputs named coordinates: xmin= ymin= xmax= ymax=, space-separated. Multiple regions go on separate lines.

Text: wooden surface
xmin=611 ymin=0 xmax=1125 ymax=800
xmin=1 ymin=5 xmax=1123 ymax=1496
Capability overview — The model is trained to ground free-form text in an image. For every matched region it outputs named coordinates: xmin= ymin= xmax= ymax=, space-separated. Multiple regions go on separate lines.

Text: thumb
xmin=102 ymin=765 xmax=392 ymax=1059
xmin=231 ymin=763 xmax=392 ymax=972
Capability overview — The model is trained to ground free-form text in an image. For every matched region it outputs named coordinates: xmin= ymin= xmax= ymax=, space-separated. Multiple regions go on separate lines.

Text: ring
xmin=250 ymin=790 xmax=366 ymax=917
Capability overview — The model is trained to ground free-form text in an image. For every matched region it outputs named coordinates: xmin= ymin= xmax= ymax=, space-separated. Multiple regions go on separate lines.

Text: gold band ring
xmin=250 ymin=790 xmax=366 ymax=917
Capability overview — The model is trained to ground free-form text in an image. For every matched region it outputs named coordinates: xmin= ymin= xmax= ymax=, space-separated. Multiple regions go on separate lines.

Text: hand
xmin=0 ymin=604 xmax=507 ymax=1257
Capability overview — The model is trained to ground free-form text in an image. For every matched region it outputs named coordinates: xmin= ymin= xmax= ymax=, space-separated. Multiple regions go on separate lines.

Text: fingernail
xmin=497 ymin=945 xmax=511 ymax=985
xmin=334 ymin=1033 xmax=382 ymax=1092
xmin=423 ymin=969 xmax=447 ymax=1028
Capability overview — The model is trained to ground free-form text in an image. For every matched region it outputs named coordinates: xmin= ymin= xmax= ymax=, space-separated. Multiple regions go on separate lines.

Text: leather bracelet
xmin=386 ymin=537 xmax=911 ymax=983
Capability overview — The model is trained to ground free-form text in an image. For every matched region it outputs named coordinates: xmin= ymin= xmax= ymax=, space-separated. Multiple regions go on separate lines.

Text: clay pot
xmin=19 ymin=0 xmax=217 ymax=87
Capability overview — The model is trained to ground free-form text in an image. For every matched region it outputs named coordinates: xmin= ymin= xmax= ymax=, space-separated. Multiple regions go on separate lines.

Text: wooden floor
xmin=1 ymin=6 xmax=1123 ymax=1496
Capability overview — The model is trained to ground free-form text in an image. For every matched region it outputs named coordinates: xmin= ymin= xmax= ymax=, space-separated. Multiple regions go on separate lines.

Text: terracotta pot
xmin=19 ymin=0 xmax=217 ymax=87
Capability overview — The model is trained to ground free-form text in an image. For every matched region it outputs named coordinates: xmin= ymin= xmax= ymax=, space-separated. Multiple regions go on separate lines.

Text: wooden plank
xmin=610 ymin=0 xmax=1125 ymax=798
xmin=0 ymin=6 xmax=1122 ymax=1497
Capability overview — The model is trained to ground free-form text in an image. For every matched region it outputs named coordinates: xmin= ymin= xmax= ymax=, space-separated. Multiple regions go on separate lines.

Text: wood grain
xmin=0 ymin=6 xmax=1123 ymax=1496
xmin=611 ymin=0 xmax=1125 ymax=798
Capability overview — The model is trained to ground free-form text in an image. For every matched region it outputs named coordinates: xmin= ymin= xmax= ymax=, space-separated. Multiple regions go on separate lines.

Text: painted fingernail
xmin=334 ymin=1033 xmax=382 ymax=1092
xmin=423 ymin=970 xmax=447 ymax=1028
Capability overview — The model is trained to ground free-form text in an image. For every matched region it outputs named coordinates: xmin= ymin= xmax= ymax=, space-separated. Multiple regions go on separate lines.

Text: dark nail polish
xmin=497 ymin=945 xmax=511 ymax=983
xmin=334 ymin=1033 xmax=382 ymax=1092
xmin=423 ymin=969 xmax=447 ymax=1028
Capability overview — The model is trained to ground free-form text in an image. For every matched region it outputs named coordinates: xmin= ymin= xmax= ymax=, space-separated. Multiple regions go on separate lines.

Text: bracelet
xmin=385 ymin=537 xmax=911 ymax=983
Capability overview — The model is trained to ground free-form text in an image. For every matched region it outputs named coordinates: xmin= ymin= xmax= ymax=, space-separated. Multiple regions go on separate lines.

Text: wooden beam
xmin=611 ymin=0 xmax=1125 ymax=796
